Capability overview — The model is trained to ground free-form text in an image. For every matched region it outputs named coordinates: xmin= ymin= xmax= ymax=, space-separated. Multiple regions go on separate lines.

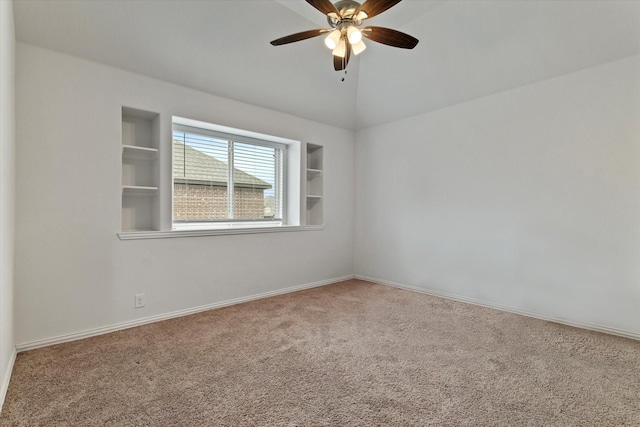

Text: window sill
xmin=117 ymin=225 xmax=324 ymax=240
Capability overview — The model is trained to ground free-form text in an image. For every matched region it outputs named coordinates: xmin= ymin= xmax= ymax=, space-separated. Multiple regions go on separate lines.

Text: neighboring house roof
xmin=173 ymin=141 xmax=271 ymax=189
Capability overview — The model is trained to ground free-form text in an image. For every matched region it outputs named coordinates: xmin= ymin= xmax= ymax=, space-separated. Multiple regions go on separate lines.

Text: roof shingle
xmin=173 ymin=141 xmax=271 ymax=189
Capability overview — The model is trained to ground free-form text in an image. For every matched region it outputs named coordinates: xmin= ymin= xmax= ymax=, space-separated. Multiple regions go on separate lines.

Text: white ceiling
xmin=13 ymin=0 xmax=640 ymax=130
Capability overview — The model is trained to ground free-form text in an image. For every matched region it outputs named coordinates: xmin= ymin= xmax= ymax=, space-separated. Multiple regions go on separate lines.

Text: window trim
xmin=118 ymin=225 xmax=324 ymax=240
xmin=173 ymin=117 xmax=297 ymax=146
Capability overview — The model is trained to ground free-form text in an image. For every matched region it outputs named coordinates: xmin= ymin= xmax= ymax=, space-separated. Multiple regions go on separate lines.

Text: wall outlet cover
xmin=135 ymin=293 xmax=146 ymax=308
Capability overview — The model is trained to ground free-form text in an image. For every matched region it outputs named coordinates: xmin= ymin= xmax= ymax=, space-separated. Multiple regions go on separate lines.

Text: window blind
xmin=172 ymin=126 xmax=285 ymax=224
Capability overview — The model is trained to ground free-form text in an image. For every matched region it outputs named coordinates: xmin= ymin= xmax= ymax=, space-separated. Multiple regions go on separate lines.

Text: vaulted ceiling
xmin=13 ymin=0 xmax=640 ymax=130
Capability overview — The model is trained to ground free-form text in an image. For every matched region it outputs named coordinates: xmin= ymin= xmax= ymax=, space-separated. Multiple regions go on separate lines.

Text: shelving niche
xmin=305 ymin=143 xmax=323 ymax=225
xmin=121 ymin=107 xmax=160 ymax=232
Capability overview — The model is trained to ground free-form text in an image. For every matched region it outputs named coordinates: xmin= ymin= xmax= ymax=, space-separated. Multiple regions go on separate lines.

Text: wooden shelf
xmin=122 ymin=144 xmax=158 ymax=160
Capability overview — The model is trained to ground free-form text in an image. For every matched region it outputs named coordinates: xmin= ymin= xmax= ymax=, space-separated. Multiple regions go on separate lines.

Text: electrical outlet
xmin=135 ymin=293 xmax=146 ymax=308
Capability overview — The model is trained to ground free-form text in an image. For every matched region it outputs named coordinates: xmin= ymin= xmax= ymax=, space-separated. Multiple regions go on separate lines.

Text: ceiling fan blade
xmin=270 ymin=29 xmax=326 ymax=46
xmin=362 ymin=26 xmax=419 ymax=49
xmin=333 ymin=45 xmax=352 ymax=71
xmin=305 ymin=0 xmax=340 ymax=16
xmin=355 ymin=0 xmax=402 ymax=20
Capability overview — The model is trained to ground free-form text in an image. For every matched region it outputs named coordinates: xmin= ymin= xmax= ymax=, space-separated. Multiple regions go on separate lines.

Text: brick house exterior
xmin=173 ymin=141 xmax=272 ymax=221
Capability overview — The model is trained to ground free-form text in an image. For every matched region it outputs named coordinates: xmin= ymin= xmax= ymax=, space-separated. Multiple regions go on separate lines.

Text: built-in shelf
xmin=305 ymin=143 xmax=323 ymax=226
xmin=122 ymin=144 xmax=158 ymax=160
xmin=122 ymin=185 xmax=158 ymax=196
xmin=121 ymin=107 xmax=161 ymax=232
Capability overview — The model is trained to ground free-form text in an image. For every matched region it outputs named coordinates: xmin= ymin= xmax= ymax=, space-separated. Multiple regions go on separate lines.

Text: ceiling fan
xmin=270 ymin=0 xmax=419 ymax=71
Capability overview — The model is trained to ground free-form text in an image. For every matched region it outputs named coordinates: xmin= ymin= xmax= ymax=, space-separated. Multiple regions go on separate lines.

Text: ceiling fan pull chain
xmin=341 ymin=69 xmax=347 ymax=82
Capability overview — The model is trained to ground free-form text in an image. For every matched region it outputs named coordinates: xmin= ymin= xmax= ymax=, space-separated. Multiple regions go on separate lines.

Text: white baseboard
xmin=355 ymin=274 xmax=640 ymax=341
xmin=16 ymin=275 xmax=354 ymax=353
xmin=0 ymin=347 xmax=17 ymax=412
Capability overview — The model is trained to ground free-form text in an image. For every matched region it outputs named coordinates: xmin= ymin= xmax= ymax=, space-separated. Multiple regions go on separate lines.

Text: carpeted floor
xmin=1 ymin=279 xmax=639 ymax=426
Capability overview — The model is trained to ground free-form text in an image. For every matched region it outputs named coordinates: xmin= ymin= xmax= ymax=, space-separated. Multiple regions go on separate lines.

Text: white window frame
xmin=171 ymin=117 xmax=296 ymax=232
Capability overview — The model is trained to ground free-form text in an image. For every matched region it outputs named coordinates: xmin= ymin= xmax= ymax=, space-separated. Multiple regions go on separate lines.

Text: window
xmin=172 ymin=123 xmax=286 ymax=229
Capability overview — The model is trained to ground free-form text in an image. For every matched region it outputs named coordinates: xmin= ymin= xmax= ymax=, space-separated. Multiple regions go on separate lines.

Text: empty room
xmin=0 ymin=0 xmax=639 ymax=425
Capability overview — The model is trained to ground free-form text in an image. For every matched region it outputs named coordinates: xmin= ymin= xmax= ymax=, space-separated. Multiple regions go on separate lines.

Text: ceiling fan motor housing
xmin=327 ymin=0 xmax=363 ymax=27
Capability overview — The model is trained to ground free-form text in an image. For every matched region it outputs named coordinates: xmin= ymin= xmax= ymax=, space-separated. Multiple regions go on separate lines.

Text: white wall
xmin=15 ymin=43 xmax=354 ymax=347
xmin=12 ymin=31 xmax=639 ymax=352
xmin=0 ymin=0 xmax=16 ymax=406
xmin=355 ymin=55 xmax=640 ymax=336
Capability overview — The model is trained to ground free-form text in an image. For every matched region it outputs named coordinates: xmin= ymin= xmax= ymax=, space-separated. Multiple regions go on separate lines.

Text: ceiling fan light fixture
xmin=355 ymin=11 xmax=368 ymax=21
xmin=332 ymin=38 xmax=347 ymax=58
xmin=347 ymin=26 xmax=362 ymax=45
xmin=344 ymin=7 xmax=357 ymax=17
xmin=352 ymin=39 xmax=366 ymax=55
xmin=324 ymin=29 xmax=342 ymax=50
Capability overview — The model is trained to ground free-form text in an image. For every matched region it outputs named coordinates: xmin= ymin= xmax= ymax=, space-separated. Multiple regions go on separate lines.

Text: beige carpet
xmin=1 ymin=280 xmax=639 ymax=426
